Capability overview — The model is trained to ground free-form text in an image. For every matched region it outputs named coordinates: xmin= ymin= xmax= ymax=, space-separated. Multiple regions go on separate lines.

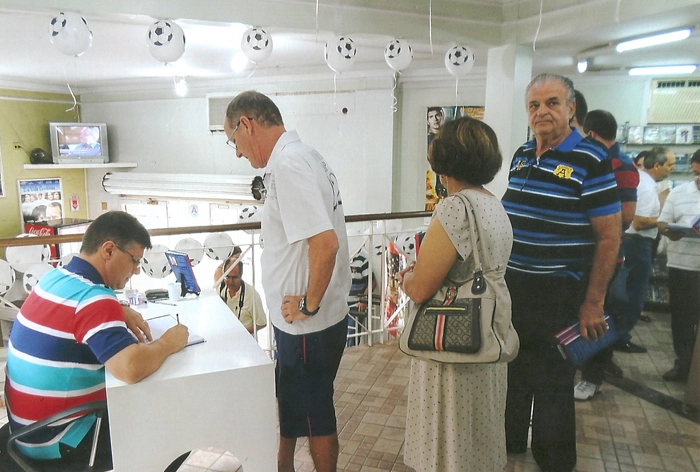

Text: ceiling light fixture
xmin=616 ymin=28 xmax=693 ymax=53
xmin=577 ymin=60 xmax=588 ymax=73
xmin=175 ymin=77 xmax=187 ymax=97
xmin=628 ymin=64 xmax=697 ymax=76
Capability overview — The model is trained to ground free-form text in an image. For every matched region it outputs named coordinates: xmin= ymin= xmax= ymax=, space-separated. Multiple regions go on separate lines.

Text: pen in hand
xmin=176 ymin=313 xmax=180 ymax=325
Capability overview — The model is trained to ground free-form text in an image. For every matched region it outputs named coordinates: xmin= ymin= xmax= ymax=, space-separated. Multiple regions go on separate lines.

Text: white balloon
xmin=140 ymin=244 xmax=173 ymax=279
xmin=241 ymin=27 xmax=273 ymax=63
xmin=0 ymin=260 xmax=16 ymax=296
xmin=174 ymin=238 xmax=204 ymax=267
xmin=384 ymin=39 xmax=413 ymax=71
xmin=324 ymin=36 xmax=357 ymax=73
xmin=48 ymin=12 xmax=93 ymax=57
xmin=147 ymin=20 xmax=186 ymax=64
xmin=22 ymin=263 xmax=54 ymax=294
xmin=58 ymin=252 xmax=78 ymax=268
xmin=6 ymin=234 xmax=52 ymax=274
xmin=203 ymin=233 xmax=235 ymax=261
xmin=444 ymin=46 xmax=475 ymax=77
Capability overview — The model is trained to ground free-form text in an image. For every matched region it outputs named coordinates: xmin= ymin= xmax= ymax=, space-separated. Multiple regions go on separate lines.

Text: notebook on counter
xmin=554 ymin=314 xmax=618 ymax=366
xmin=146 ymin=314 xmax=205 ymax=347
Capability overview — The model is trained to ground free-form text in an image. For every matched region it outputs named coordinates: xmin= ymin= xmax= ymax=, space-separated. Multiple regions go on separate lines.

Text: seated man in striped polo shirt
xmin=5 ymin=211 xmax=189 ymax=465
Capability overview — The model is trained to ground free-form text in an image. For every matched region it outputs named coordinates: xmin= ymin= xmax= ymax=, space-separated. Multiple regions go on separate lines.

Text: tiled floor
xmin=2 ymin=310 xmax=700 ymax=471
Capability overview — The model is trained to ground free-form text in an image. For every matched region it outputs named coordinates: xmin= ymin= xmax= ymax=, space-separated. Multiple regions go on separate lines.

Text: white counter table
xmin=105 ymin=290 xmax=277 ymax=472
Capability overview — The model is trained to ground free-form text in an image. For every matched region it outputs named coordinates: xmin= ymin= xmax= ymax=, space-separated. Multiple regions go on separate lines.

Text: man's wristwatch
xmin=298 ymin=296 xmax=320 ymax=316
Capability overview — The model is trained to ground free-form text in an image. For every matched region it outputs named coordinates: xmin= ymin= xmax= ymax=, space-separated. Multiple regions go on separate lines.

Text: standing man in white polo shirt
xmin=657 ymin=148 xmax=700 ymax=382
xmin=223 ymin=91 xmax=351 ymax=472
xmin=614 ymin=147 xmax=675 ymax=354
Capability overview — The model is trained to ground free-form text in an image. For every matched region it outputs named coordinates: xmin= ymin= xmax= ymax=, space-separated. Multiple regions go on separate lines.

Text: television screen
xmin=49 ymin=122 xmax=109 ymax=164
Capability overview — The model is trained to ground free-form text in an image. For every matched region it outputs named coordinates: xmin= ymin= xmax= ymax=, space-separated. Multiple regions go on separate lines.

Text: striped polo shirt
xmin=502 ymin=128 xmax=621 ymax=278
xmin=5 ymin=257 xmax=136 ymax=460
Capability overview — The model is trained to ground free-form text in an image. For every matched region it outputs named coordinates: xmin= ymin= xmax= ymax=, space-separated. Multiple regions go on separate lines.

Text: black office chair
xmin=0 ymin=401 xmax=112 ymax=472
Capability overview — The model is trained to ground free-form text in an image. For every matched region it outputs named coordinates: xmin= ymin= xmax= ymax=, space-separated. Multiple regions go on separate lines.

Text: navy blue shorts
xmin=274 ymin=317 xmax=347 ymax=438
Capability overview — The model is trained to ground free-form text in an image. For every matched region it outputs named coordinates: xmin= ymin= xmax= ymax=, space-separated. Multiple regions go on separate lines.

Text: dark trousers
xmin=505 ymin=271 xmax=585 ymax=472
xmin=619 ymin=235 xmax=654 ymax=343
xmin=668 ymin=268 xmax=700 ymax=374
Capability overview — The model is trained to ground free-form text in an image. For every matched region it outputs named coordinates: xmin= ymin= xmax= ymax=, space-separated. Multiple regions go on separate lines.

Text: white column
xmin=482 ymin=45 xmax=532 ymax=198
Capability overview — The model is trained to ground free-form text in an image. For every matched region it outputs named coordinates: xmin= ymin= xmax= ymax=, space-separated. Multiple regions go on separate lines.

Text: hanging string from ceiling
xmin=533 ymin=0 xmax=544 ymax=51
xmin=429 ymin=0 xmax=434 ymax=55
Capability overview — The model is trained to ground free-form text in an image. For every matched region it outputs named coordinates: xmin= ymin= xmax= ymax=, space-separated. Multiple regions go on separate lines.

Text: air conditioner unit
xmin=648 ymin=79 xmax=700 ymax=124
xmin=207 ymin=94 xmax=237 ymax=132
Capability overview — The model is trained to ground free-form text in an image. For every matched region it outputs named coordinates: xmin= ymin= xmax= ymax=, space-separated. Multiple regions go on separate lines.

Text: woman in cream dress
xmin=399 ymin=117 xmax=514 ymax=471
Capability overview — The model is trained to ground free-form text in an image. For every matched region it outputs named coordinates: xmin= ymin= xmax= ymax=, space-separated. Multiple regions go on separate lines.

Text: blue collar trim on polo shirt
xmin=554 ymin=127 xmax=584 ymax=153
xmin=64 ymin=257 xmax=105 ymax=285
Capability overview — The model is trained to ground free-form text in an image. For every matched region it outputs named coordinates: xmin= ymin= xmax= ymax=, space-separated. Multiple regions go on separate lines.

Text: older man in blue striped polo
xmin=501 ymin=74 xmax=621 ymax=472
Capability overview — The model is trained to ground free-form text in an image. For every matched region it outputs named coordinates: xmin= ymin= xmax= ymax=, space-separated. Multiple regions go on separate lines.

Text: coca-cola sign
xmin=26 ymin=227 xmax=53 ymax=237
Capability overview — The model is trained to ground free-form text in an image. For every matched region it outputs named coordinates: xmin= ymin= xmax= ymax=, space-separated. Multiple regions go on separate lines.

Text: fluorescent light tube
xmin=628 ymin=65 xmax=697 ymax=76
xmin=616 ymin=28 xmax=692 ymax=53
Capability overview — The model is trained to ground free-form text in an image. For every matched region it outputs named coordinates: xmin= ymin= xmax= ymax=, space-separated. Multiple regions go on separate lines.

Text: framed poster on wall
xmin=425 ymin=106 xmax=485 ymax=210
xmin=18 ymin=178 xmax=64 ymax=224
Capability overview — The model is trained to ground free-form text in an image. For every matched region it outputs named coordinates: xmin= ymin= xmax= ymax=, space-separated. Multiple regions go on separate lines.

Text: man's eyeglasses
xmin=225 ymin=117 xmax=253 ymax=150
xmin=115 ymin=244 xmax=141 ymax=266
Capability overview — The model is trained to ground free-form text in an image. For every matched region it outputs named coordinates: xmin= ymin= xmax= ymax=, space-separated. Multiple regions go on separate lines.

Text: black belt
xmin=623 ymin=233 xmax=655 ymax=241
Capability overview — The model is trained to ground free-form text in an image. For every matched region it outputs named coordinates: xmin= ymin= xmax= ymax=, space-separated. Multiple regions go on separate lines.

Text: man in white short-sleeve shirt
xmin=223 ymin=91 xmax=350 ymax=472
xmin=657 ymin=148 xmax=700 ymax=381
xmin=616 ymin=147 xmax=675 ymax=353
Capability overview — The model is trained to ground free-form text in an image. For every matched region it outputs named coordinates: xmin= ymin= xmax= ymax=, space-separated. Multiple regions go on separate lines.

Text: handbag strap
xmin=452 ymin=191 xmax=487 ymax=296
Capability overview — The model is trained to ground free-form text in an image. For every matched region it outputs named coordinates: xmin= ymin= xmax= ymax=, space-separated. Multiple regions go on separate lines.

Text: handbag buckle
xmin=472 ymin=270 xmax=486 ymax=295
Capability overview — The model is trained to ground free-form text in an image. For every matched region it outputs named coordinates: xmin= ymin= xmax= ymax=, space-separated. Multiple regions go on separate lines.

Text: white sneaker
xmin=574 ymin=381 xmax=601 ymax=401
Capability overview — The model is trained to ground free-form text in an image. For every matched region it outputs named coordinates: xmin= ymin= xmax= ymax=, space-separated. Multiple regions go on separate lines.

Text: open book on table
xmin=146 ymin=314 xmax=205 ymax=347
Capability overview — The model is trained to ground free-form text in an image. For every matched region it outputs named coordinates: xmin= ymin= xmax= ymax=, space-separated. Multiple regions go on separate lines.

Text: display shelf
xmin=23 ymin=162 xmax=137 ymax=170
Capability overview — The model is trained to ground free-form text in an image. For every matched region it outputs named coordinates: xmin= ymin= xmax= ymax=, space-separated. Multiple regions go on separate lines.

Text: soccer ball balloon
xmin=147 ymin=20 xmax=186 ymax=63
xmin=58 ymin=252 xmax=78 ymax=268
xmin=140 ymin=244 xmax=173 ymax=279
xmin=241 ymin=27 xmax=273 ymax=63
xmin=6 ymin=234 xmax=52 ymax=274
xmin=239 ymin=205 xmax=262 ymax=235
xmin=203 ymin=233 xmax=236 ymax=261
xmin=384 ymin=39 xmax=413 ymax=71
xmin=174 ymin=238 xmax=204 ymax=267
xmin=324 ymin=36 xmax=357 ymax=73
xmin=0 ymin=260 xmax=16 ymax=296
xmin=445 ymin=46 xmax=475 ymax=77
xmin=49 ymin=12 xmax=93 ymax=57
xmin=22 ymin=263 xmax=53 ymax=294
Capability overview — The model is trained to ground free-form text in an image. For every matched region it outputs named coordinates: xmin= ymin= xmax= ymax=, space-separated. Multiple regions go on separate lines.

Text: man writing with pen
xmin=5 ymin=211 xmax=189 ymax=468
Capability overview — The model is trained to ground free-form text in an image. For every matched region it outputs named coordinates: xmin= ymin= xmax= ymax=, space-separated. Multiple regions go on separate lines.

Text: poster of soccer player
xmin=425 ymin=106 xmax=484 ymax=210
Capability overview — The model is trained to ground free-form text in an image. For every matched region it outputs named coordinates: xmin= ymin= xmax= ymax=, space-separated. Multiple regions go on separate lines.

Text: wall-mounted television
xmin=49 ymin=122 xmax=109 ymax=164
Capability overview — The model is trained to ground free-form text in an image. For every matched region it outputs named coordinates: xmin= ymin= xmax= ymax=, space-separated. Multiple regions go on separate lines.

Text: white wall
xmin=80 ymin=73 xmax=656 ymax=218
xmin=81 ymin=82 xmax=396 ymax=218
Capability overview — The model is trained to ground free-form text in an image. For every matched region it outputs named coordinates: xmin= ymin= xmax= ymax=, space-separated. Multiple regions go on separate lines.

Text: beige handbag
xmin=399 ymin=192 xmax=519 ymax=364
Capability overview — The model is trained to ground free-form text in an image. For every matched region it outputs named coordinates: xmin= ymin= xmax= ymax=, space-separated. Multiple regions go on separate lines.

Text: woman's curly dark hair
xmin=428 ymin=117 xmax=502 ymax=186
